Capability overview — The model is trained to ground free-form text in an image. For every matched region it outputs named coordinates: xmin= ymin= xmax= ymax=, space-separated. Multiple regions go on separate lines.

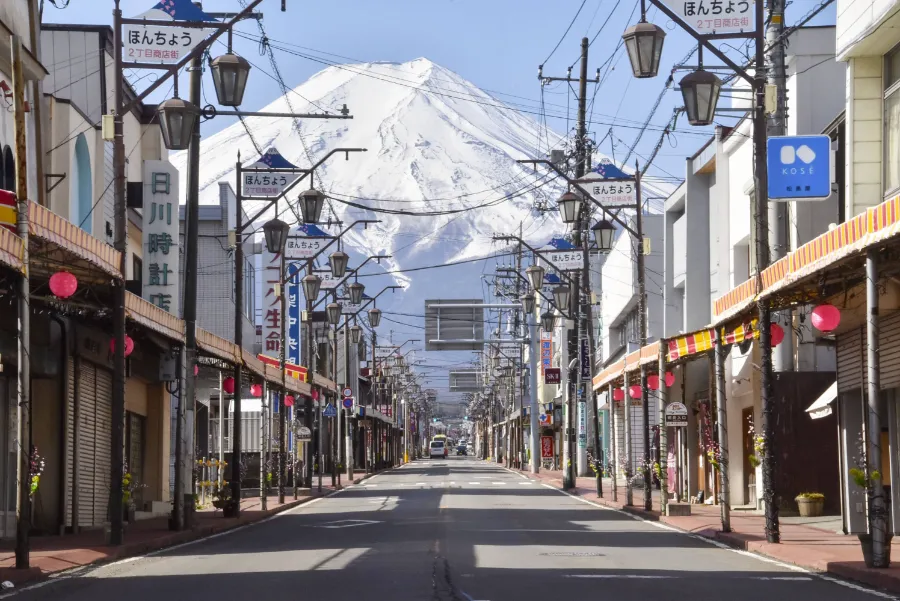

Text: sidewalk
xmin=0 ymin=470 xmax=379 ymax=589
xmin=517 ymin=467 xmax=900 ymax=594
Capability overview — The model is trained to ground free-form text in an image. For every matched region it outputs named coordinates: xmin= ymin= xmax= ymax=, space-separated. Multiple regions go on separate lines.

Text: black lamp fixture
xmin=552 ymin=284 xmax=571 ymax=311
xmin=301 ymin=273 xmax=321 ymax=301
xmin=622 ymin=22 xmax=666 ymax=79
xmin=680 ymin=69 xmax=722 ymax=127
xmin=329 ymin=250 xmax=349 ymax=279
xmin=299 ymin=188 xmax=325 ymax=224
xmin=368 ymin=307 xmax=382 ymax=328
xmin=210 ymin=52 xmax=251 ymax=107
xmin=591 ymin=220 xmax=616 ymax=252
xmin=557 ymin=191 xmax=583 ymax=224
xmin=526 ymin=264 xmax=546 ymax=291
xmin=348 ymin=281 xmax=365 ymax=305
xmin=326 ymin=302 xmax=342 ymax=326
xmin=157 ymin=97 xmax=199 ymax=151
xmin=521 ymin=292 xmax=535 ymax=314
xmin=350 ymin=324 xmax=363 ymax=344
xmin=541 ymin=311 xmax=557 ymax=333
xmin=262 ymin=217 xmax=290 ymax=254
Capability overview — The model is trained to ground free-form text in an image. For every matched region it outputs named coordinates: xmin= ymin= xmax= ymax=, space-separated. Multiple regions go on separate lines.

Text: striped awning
xmin=197 ymin=328 xmax=241 ymax=365
xmin=28 ymin=201 xmax=121 ymax=278
xmin=125 ymin=292 xmax=184 ymax=342
xmin=667 ymin=329 xmax=715 ymax=362
xmin=592 ymin=341 xmax=660 ymax=391
xmin=257 ymin=353 xmax=309 ymax=382
xmin=0 ymin=227 xmax=24 ymax=273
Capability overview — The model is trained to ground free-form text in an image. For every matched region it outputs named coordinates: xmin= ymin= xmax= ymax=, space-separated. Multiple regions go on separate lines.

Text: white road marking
xmin=492 ymin=482 xmax=505 ymax=485
xmin=469 ymin=482 xmax=480 ymax=485
xmin=539 ymin=483 xmax=899 ymax=599
xmin=415 ymin=482 xmax=426 ymax=486
xmin=566 ymin=575 xmax=671 ymax=579
xmin=519 ymin=481 xmax=533 ymax=485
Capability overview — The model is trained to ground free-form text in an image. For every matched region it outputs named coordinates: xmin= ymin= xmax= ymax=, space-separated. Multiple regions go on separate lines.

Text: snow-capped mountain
xmin=172 ymin=58 xmax=617 ymax=395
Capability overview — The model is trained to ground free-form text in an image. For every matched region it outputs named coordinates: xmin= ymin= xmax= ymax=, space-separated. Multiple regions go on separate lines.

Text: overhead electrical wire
xmin=542 ymin=0 xmax=589 ymax=66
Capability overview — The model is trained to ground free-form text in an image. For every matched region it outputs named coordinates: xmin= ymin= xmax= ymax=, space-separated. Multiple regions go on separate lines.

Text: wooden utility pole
xmin=11 ymin=34 xmax=32 ymax=569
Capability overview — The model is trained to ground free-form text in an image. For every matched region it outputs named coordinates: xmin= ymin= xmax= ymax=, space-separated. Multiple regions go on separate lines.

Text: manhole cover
xmin=540 ymin=552 xmax=604 ymax=557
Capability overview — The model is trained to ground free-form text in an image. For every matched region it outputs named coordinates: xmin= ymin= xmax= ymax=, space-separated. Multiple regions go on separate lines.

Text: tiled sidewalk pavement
xmin=514 ymin=465 xmax=900 ymax=594
xmin=0 ymin=468 xmax=386 ymax=589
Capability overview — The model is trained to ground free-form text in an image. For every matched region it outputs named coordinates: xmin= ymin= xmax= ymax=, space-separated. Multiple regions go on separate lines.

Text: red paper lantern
xmin=222 ymin=377 xmax=235 ymax=394
xmin=811 ymin=304 xmax=841 ymax=333
xmin=284 ymin=395 xmax=295 ymax=408
xmin=312 ymin=389 xmax=319 ymax=401
xmin=612 ymin=388 xmax=625 ymax=402
xmin=665 ymin=371 xmax=675 ymax=387
xmin=49 ymin=271 xmax=78 ymax=299
xmin=629 ymin=385 xmax=642 ymax=399
xmin=193 ymin=364 xmax=199 ymax=376
xmin=250 ymin=383 xmax=263 ymax=397
xmin=109 ymin=335 xmax=135 ymax=357
xmin=647 ymin=374 xmax=660 ymax=390
xmin=770 ymin=323 xmax=785 ymax=347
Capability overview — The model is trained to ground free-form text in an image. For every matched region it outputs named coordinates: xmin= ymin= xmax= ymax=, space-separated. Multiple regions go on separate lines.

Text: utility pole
xmin=230 ymin=156 xmax=245 ymax=517
xmin=344 ymin=319 xmax=353 ymax=479
xmin=176 ymin=48 xmax=203 ymax=531
xmin=11 ymin=35 xmax=31 ymax=568
xmin=636 ymin=166 xmax=652 ymax=511
xmin=278 ymin=253 xmax=287 ymax=504
xmin=110 ymin=2 xmax=127 ymax=545
xmin=767 ymin=0 xmax=792 ymax=372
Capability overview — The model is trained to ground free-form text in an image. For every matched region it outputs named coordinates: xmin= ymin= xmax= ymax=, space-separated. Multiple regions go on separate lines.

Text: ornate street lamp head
xmin=301 ymin=273 xmax=321 ymax=300
xmin=210 ymin=52 xmax=251 ymax=107
xmin=553 ymin=284 xmax=571 ymax=311
xmin=326 ymin=302 xmax=342 ymax=326
xmin=329 ymin=251 xmax=349 ymax=279
xmin=299 ymin=188 xmax=325 ymax=224
xmin=622 ymin=21 xmax=666 ymax=79
xmin=368 ymin=307 xmax=382 ymax=328
xmin=680 ymin=69 xmax=722 ymax=126
xmin=157 ymin=97 xmax=199 ymax=151
xmin=262 ymin=217 xmax=290 ymax=254
xmin=348 ymin=281 xmax=365 ymax=305
xmin=526 ymin=264 xmax=546 ymax=291
xmin=350 ymin=324 xmax=363 ymax=344
xmin=591 ymin=220 xmax=616 ymax=252
xmin=557 ymin=191 xmax=582 ymax=224
xmin=521 ymin=292 xmax=535 ymax=314
xmin=541 ymin=311 xmax=557 ymax=333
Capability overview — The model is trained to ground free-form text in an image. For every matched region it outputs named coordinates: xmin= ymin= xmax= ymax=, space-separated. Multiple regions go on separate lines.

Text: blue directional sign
xmin=323 ymin=403 xmax=337 ymax=418
xmin=358 ymin=406 xmax=366 ymax=418
xmin=767 ymin=135 xmax=831 ymax=200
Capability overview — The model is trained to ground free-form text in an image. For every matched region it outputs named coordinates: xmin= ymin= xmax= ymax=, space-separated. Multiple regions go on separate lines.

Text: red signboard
xmin=541 ymin=436 xmax=554 ymax=459
xmin=544 ymin=367 xmax=561 ymax=385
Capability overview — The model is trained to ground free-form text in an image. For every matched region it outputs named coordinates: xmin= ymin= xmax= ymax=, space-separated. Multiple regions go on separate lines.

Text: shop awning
xmin=805 ymin=381 xmax=837 ymax=419
xmin=0 ymin=227 xmax=24 ymax=273
xmin=29 ymin=201 xmax=121 ymax=278
xmin=126 ymin=292 xmax=184 ymax=342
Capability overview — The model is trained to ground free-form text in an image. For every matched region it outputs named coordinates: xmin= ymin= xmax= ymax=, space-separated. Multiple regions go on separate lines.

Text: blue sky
xmin=43 ymin=0 xmax=837 ymax=183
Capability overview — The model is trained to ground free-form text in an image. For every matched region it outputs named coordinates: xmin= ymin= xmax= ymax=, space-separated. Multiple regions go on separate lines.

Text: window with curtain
xmin=885 ymin=44 xmax=900 ymax=196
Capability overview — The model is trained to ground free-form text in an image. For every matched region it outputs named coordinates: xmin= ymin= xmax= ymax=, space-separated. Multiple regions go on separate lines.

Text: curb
xmin=515 ymin=469 xmax=900 ymax=596
xmin=0 ymin=491 xmax=328 ymax=589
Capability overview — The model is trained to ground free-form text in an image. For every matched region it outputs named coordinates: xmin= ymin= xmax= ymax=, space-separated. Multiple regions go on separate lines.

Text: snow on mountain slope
xmin=172 ymin=58 xmax=622 ymax=396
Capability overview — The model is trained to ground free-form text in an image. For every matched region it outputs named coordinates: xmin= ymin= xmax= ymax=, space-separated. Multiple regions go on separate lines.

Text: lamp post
xmin=621 ymin=0 xmax=768 ymax=539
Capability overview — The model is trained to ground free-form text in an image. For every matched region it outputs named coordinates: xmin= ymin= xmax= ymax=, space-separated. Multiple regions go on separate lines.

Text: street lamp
xmin=262 ymin=217 xmax=290 ymax=254
xmin=557 ymin=191 xmax=582 ymax=224
xmin=157 ymin=97 xmax=199 ymax=151
xmin=521 ymin=292 xmax=535 ymax=314
xmin=622 ymin=22 xmax=666 ymax=79
xmin=680 ymin=69 xmax=722 ymax=127
xmin=541 ymin=312 xmax=556 ymax=333
xmin=329 ymin=251 xmax=349 ymax=279
xmin=301 ymin=273 xmax=321 ymax=301
xmin=326 ymin=302 xmax=342 ymax=326
xmin=552 ymin=285 xmax=571 ymax=312
xmin=350 ymin=324 xmax=363 ymax=344
xmin=299 ymin=188 xmax=325 ymax=224
xmin=348 ymin=281 xmax=365 ymax=305
xmin=526 ymin=264 xmax=546 ymax=291
xmin=591 ymin=220 xmax=616 ymax=252
xmin=368 ymin=307 xmax=382 ymax=328
xmin=210 ymin=52 xmax=251 ymax=107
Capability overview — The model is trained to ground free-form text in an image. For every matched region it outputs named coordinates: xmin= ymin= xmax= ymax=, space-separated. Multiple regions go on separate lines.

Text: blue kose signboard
xmin=767 ymin=135 xmax=832 ymax=201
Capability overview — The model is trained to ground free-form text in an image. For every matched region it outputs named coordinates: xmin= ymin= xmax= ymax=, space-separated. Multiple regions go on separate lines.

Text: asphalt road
xmin=8 ymin=458 xmax=895 ymax=601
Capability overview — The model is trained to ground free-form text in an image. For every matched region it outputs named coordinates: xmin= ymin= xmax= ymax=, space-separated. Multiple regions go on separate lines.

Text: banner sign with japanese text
xmin=241 ymin=148 xmax=301 ymax=198
xmin=261 ymin=251 xmax=282 ymax=354
xmin=142 ymin=160 xmax=179 ymax=314
xmin=541 ymin=331 xmax=553 ymax=375
xmin=126 ymin=1 xmax=217 ymax=64
xmin=285 ymin=263 xmax=303 ymax=365
xmin=659 ymin=0 xmax=753 ymax=33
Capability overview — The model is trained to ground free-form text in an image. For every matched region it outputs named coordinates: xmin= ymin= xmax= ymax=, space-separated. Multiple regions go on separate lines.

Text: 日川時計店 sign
xmin=658 ymin=0 xmax=754 ymax=34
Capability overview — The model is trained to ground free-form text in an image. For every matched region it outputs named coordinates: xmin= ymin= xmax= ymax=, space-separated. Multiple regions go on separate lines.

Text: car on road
xmin=456 ymin=445 xmax=467 ymax=456
xmin=429 ymin=440 xmax=445 ymax=459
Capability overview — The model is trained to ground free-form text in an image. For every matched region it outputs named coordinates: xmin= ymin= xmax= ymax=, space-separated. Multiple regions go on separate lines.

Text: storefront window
xmin=885 ymin=44 xmax=900 ymax=196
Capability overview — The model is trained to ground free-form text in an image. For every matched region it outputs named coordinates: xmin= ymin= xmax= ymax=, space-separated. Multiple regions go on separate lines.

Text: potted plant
xmin=850 ymin=435 xmax=892 ymax=568
xmin=795 ymin=492 xmax=825 ymax=517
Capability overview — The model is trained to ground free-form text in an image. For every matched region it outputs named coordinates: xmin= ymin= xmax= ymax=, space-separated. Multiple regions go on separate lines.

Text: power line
xmin=542 ymin=0 xmax=588 ymax=66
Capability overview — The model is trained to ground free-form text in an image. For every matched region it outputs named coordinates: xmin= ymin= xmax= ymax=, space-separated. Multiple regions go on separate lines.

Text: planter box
xmin=859 ymin=533 xmax=893 ymax=568
xmin=796 ymin=497 xmax=824 ymax=517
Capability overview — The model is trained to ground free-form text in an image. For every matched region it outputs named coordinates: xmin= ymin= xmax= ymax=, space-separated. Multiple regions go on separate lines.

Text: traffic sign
xmin=342 ymin=387 xmax=353 ymax=398
xmin=323 ymin=403 xmax=337 ymax=418
xmin=664 ymin=402 xmax=689 ymax=427
xmin=539 ymin=413 xmax=551 ymax=426
xmin=342 ymin=397 xmax=353 ymax=409
xmin=358 ymin=406 xmax=366 ymax=418
xmin=767 ymin=135 xmax=832 ymax=200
